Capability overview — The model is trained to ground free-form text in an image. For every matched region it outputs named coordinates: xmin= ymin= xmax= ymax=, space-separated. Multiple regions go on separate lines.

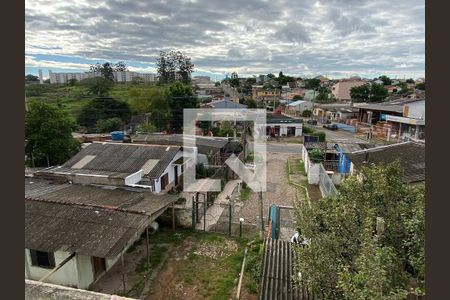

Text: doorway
xmin=92 ymin=256 xmax=106 ymax=279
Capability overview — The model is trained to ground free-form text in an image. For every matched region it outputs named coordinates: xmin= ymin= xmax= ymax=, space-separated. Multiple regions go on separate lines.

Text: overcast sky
xmin=25 ymin=0 xmax=425 ymax=80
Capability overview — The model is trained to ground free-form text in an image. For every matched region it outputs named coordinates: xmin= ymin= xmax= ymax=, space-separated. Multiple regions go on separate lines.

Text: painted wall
xmin=25 ymin=249 xmax=80 ymax=288
xmin=153 ymin=150 xmax=183 ymax=193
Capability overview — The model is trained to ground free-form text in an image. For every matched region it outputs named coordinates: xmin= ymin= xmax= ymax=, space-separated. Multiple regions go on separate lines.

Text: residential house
xmin=284 ymin=100 xmax=313 ymax=117
xmin=261 ymin=113 xmax=303 ymax=137
xmin=202 ymin=99 xmax=247 ymax=109
xmin=252 ymin=85 xmax=282 ymax=102
xmin=347 ymin=141 xmax=425 ymax=184
xmin=35 ymin=142 xmax=190 ymax=193
xmin=331 ymin=80 xmax=365 ymax=101
xmin=25 ymin=177 xmax=179 ymax=289
xmin=131 ymin=134 xmax=237 ymax=166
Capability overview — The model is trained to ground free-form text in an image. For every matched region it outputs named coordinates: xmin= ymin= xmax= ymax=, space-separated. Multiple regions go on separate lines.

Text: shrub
xmin=96 ymin=117 xmax=124 ymax=133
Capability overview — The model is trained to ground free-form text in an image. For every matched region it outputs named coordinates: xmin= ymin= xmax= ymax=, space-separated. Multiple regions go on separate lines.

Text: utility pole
xmin=259 ymin=191 xmax=264 ymax=238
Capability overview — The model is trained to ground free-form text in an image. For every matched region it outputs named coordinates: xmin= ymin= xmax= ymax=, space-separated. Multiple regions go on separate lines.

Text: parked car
xmin=323 ymin=124 xmax=338 ymax=131
xmin=307 ymin=119 xmax=317 ymax=125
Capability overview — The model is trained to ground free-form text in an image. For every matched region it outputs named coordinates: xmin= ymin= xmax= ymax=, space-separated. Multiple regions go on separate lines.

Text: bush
xmin=96 ymin=117 xmax=124 ymax=133
xmin=308 ymin=149 xmax=325 ymax=163
xmin=315 ymin=131 xmax=326 ymax=142
xmin=302 ymin=109 xmax=312 ymax=117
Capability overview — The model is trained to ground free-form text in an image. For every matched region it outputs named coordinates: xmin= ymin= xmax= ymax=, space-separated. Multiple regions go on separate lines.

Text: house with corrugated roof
xmin=36 ymin=142 xmax=192 ymax=193
xmin=24 ymin=177 xmax=179 ymax=289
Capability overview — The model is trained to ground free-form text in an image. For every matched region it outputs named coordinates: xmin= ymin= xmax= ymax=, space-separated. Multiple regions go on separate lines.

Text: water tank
xmin=110 ymin=131 xmax=124 ymax=141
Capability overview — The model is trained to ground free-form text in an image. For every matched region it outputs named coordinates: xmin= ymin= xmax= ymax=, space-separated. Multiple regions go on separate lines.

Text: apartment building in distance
xmin=252 ymin=85 xmax=282 ymax=102
xmin=331 ymin=80 xmax=366 ymax=101
xmin=48 ymin=70 xmax=157 ymax=84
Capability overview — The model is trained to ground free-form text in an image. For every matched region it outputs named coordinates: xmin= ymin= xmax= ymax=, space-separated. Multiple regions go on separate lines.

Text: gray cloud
xmin=25 ymin=0 xmax=425 ymax=78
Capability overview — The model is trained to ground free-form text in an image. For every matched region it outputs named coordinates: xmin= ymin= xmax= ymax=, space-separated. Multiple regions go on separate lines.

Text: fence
xmin=318 ymin=163 xmax=338 ymax=197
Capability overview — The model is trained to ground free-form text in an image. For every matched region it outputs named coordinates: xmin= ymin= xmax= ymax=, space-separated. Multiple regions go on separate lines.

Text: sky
xmin=25 ymin=0 xmax=425 ymax=80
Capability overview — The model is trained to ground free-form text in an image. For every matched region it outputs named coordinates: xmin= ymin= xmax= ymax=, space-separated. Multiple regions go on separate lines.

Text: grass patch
xmin=176 ymin=233 xmax=246 ymax=300
xmin=239 ymin=186 xmax=253 ymax=202
xmin=244 ymin=239 xmax=264 ymax=294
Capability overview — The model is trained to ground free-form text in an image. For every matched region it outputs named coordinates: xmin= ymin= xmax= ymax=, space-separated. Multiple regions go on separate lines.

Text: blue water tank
xmin=111 ymin=131 xmax=124 ymax=141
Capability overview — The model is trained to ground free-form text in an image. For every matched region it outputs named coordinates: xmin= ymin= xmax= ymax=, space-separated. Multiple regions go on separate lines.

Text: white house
xmin=285 ymin=100 xmax=313 ymax=117
xmin=25 ymin=177 xmax=179 ymax=289
xmin=36 ymin=142 xmax=194 ymax=193
xmin=262 ymin=113 xmax=303 ymax=137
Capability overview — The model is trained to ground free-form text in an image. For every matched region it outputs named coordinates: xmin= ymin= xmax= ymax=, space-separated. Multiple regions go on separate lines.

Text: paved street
xmin=249 ymin=142 xmax=303 ymax=154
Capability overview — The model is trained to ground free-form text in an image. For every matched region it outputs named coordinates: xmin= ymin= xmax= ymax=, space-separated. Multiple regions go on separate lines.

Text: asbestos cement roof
xmin=41 ymin=142 xmax=180 ymax=179
xmin=347 ymin=141 xmax=425 ymax=183
xmin=25 ymin=178 xmax=178 ymax=258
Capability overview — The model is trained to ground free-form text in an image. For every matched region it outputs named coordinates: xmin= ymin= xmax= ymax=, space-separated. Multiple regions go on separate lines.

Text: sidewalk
xmin=195 ymin=179 xmax=241 ymax=231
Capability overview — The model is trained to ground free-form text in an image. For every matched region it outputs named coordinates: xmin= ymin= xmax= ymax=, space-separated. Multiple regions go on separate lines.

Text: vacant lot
xmin=93 ymin=230 xmax=254 ymax=299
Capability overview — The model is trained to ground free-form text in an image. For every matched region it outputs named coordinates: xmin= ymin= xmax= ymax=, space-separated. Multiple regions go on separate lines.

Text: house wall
xmin=404 ymin=100 xmax=425 ymax=120
xmin=25 ymin=249 xmax=80 ymax=288
xmin=153 ymin=150 xmax=184 ymax=193
xmin=25 ymin=249 xmax=123 ymax=290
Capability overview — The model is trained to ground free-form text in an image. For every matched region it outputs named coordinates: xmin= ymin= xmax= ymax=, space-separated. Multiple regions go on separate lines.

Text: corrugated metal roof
xmin=45 ymin=142 xmax=180 ymax=179
xmin=347 ymin=141 xmax=425 ymax=183
xmin=25 ymin=178 xmax=178 ymax=258
xmin=259 ymin=238 xmax=303 ymax=300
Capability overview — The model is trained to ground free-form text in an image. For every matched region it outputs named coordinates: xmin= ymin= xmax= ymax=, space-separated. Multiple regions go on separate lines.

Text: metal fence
xmin=318 ymin=163 xmax=338 ymax=197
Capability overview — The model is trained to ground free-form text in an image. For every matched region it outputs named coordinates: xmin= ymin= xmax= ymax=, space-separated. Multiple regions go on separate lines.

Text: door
xmin=161 ymin=173 xmax=169 ymax=190
xmin=92 ymin=256 xmax=106 ymax=279
xmin=174 ymin=165 xmax=179 ymax=186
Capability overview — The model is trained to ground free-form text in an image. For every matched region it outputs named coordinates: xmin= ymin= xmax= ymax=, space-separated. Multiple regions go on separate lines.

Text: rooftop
xmin=39 ymin=142 xmax=180 ymax=179
xmin=266 ymin=113 xmax=302 ymax=124
xmin=347 ymin=141 xmax=425 ymax=183
xmin=25 ymin=178 xmax=178 ymax=258
xmin=205 ymin=100 xmax=248 ymax=109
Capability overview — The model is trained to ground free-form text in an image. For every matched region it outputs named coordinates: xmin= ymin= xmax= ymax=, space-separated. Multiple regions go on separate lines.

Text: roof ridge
xmin=350 ymin=141 xmax=413 ymax=154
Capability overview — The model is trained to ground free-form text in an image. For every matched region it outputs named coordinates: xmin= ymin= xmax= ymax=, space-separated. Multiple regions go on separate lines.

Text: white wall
xmin=76 ymin=254 xmax=95 ymax=289
xmin=25 ymin=250 xmax=80 ymax=288
xmin=153 ymin=150 xmax=183 ymax=193
xmin=405 ymin=100 xmax=425 ymax=120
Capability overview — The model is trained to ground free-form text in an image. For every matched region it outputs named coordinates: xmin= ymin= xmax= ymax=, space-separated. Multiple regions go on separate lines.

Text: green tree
xmin=96 ymin=117 xmax=124 ymax=133
xmin=77 ymin=97 xmax=131 ymax=132
xmin=81 ymin=77 xmax=113 ymax=96
xmin=415 ymin=82 xmax=425 ymax=90
xmin=25 ymin=101 xmax=80 ymax=166
xmin=67 ymin=78 xmax=78 ymax=86
xmin=136 ymin=122 xmax=157 ymax=133
xmin=304 ymin=78 xmax=321 ymax=89
xmin=244 ymin=98 xmax=257 ymax=108
xmin=293 ymin=95 xmax=304 ymax=100
xmin=351 ymin=84 xmax=388 ymax=102
xmin=378 ymin=75 xmax=392 ymax=85
xmin=301 ymin=109 xmax=312 ymax=117
xmin=25 ymin=74 xmax=39 ymax=82
xmin=218 ymin=120 xmax=234 ymax=137
xmin=294 ymin=162 xmax=425 ymax=298
xmin=406 ymin=78 xmax=415 ymax=84
xmin=156 ymin=50 xmax=194 ymax=84
xmin=167 ymin=82 xmax=198 ymax=133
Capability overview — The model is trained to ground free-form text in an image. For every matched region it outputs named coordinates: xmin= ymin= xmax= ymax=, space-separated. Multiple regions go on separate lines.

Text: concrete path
xmin=195 ymin=179 xmax=241 ymax=231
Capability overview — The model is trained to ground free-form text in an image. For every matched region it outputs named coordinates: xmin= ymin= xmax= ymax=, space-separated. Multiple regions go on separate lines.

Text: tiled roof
xmin=347 ymin=141 xmax=425 ymax=183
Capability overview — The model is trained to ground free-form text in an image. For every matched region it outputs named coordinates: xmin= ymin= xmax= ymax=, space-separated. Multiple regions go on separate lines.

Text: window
xmin=30 ymin=250 xmax=55 ymax=269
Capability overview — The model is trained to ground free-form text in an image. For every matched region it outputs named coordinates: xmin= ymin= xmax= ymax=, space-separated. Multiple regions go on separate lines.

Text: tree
xmin=293 ymin=95 xmax=304 ymax=100
xmin=304 ymin=78 xmax=321 ymax=90
xmin=406 ymin=78 xmax=415 ymax=84
xmin=416 ymin=82 xmax=425 ymax=90
xmin=77 ymin=97 xmax=131 ymax=132
xmin=25 ymin=74 xmax=39 ymax=82
xmin=167 ymin=81 xmax=198 ymax=133
xmin=137 ymin=122 xmax=157 ymax=133
xmin=351 ymin=84 xmax=388 ymax=102
xmin=81 ymin=77 xmax=113 ymax=96
xmin=218 ymin=121 xmax=234 ymax=137
xmin=302 ymin=109 xmax=312 ymax=117
xmin=25 ymin=101 xmax=80 ymax=166
xmin=294 ymin=162 xmax=425 ymax=298
xmin=96 ymin=117 xmax=124 ymax=133
xmin=67 ymin=78 xmax=78 ymax=86
xmin=244 ymin=98 xmax=257 ymax=108
xmin=378 ymin=75 xmax=392 ymax=85
xmin=156 ymin=50 xmax=194 ymax=84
